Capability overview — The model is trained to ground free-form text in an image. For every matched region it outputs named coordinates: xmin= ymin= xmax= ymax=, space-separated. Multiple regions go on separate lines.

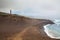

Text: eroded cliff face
xmin=0 ymin=12 xmax=55 ymax=40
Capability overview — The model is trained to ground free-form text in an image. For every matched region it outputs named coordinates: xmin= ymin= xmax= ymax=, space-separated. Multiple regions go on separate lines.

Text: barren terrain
xmin=0 ymin=12 xmax=59 ymax=40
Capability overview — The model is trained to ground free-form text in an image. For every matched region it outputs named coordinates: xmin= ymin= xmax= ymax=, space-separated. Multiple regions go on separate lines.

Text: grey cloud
xmin=0 ymin=0 xmax=60 ymax=20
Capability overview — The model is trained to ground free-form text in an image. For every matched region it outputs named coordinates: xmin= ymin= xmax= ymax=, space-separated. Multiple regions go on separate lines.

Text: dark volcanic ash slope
xmin=0 ymin=12 xmax=56 ymax=40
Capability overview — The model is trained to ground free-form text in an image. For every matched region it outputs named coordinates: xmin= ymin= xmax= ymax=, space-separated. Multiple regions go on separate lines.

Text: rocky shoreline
xmin=0 ymin=12 xmax=57 ymax=40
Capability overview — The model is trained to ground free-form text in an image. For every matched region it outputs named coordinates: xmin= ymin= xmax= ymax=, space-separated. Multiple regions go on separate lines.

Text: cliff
xmin=0 ymin=12 xmax=55 ymax=40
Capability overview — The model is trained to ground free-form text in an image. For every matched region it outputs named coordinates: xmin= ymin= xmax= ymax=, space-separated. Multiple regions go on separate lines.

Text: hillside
xmin=0 ymin=12 xmax=57 ymax=40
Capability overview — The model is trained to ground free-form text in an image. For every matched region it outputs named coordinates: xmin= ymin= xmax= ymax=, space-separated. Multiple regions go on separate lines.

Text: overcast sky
xmin=0 ymin=0 xmax=60 ymax=20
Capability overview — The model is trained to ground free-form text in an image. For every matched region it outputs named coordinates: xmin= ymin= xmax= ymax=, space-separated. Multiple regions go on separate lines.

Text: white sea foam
xmin=44 ymin=24 xmax=60 ymax=39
